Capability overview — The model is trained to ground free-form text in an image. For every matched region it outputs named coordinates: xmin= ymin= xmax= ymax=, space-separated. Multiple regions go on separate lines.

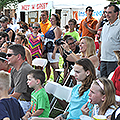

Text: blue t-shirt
xmin=0 ymin=97 xmax=25 ymax=120
xmin=67 ymin=84 xmax=93 ymax=119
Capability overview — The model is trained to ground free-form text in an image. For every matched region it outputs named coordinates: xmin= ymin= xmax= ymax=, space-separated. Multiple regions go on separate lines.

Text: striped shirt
xmin=28 ymin=34 xmax=42 ymax=58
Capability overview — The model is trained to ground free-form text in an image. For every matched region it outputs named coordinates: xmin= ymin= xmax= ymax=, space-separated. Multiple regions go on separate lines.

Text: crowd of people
xmin=0 ymin=3 xmax=120 ymax=120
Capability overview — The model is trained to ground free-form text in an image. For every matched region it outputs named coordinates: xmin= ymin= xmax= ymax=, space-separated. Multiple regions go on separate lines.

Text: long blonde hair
xmin=93 ymin=77 xmax=117 ymax=115
xmin=81 ymin=36 xmax=96 ymax=57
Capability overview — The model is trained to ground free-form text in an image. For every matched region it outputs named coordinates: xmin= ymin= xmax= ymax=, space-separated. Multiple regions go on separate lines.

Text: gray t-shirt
xmin=11 ymin=61 xmax=34 ymax=101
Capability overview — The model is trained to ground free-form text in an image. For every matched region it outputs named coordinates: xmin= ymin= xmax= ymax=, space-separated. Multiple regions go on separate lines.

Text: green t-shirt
xmin=31 ymin=88 xmax=50 ymax=118
xmin=64 ymin=31 xmax=80 ymax=41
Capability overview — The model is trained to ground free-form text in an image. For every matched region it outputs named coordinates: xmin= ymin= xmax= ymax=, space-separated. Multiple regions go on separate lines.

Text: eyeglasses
xmin=105 ymin=11 xmax=113 ymax=14
xmin=41 ymin=14 xmax=45 ymax=17
xmin=68 ymin=41 xmax=76 ymax=45
xmin=68 ymin=24 xmax=74 ymax=26
xmin=0 ymin=37 xmax=2 ymax=40
xmin=87 ymin=9 xmax=94 ymax=12
xmin=6 ymin=53 xmax=18 ymax=57
xmin=32 ymin=26 xmax=39 ymax=29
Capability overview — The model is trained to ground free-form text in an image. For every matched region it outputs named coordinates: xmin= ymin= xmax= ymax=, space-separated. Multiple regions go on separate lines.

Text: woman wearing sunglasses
xmin=27 ymin=22 xmax=42 ymax=60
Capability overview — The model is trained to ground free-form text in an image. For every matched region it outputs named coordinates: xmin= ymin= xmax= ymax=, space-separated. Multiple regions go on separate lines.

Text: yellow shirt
xmin=40 ymin=20 xmax=52 ymax=35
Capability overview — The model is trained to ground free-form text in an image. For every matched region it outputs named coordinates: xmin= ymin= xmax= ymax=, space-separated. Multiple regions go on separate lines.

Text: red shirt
xmin=111 ymin=66 xmax=120 ymax=96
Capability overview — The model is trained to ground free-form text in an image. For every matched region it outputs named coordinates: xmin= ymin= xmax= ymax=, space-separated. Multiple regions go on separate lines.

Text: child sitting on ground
xmin=23 ymin=69 xmax=50 ymax=119
xmin=0 ymin=70 xmax=25 ymax=120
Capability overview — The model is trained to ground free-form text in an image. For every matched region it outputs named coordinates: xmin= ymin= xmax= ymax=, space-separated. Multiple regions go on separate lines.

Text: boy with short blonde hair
xmin=0 ymin=70 xmax=25 ymax=120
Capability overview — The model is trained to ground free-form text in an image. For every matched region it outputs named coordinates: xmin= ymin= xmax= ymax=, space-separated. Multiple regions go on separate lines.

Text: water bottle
xmin=41 ymin=32 xmax=45 ymax=42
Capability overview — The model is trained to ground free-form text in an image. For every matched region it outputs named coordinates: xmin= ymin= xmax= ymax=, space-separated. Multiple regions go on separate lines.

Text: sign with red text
xmin=20 ymin=1 xmax=53 ymax=11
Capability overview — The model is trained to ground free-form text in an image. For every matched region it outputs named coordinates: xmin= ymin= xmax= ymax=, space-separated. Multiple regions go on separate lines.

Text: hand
xmin=25 ymin=112 xmax=32 ymax=118
xmin=61 ymin=41 xmax=70 ymax=52
xmin=0 ymin=27 xmax=3 ymax=32
xmin=52 ymin=53 xmax=55 ymax=59
xmin=75 ymin=41 xmax=80 ymax=46
xmin=81 ymin=102 xmax=90 ymax=116
xmin=54 ymin=115 xmax=64 ymax=120
xmin=83 ymin=21 xmax=88 ymax=28
xmin=99 ymin=14 xmax=106 ymax=22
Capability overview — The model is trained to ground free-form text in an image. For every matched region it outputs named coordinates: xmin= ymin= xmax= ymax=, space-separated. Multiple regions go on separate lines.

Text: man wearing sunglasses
xmin=59 ymin=36 xmax=79 ymax=84
xmin=7 ymin=44 xmax=34 ymax=113
xmin=78 ymin=6 xmax=98 ymax=40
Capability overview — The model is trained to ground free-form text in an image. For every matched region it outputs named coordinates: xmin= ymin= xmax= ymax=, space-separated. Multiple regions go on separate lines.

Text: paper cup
xmin=80 ymin=115 xmax=94 ymax=120
xmin=93 ymin=115 xmax=107 ymax=120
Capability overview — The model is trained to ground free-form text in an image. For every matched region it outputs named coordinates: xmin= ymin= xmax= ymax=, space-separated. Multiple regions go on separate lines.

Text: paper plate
xmin=80 ymin=115 xmax=94 ymax=120
xmin=93 ymin=115 xmax=107 ymax=120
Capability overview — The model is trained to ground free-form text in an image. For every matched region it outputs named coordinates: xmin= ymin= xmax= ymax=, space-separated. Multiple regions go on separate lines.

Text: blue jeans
xmin=18 ymin=100 xmax=31 ymax=114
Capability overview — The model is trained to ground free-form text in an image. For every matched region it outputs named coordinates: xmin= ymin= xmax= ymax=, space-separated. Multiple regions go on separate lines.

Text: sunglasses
xmin=0 ymin=37 xmax=2 ymax=40
xmin=41 ymin=14 xmax=45 ymax=17
xmin=68 ymin=41 xmax=76 ymax=45
xmin=6 ymin=53 xmax=18 ymax=57
xmin=87 ymin=9 xmax=94 ymax=12
xmin=105 ymin=11 xmax=113 ymax=14
xmin=69 ymin=24 xmax=74 ymax=26
xmin=32 ymin=26 xmax=39 ymax=29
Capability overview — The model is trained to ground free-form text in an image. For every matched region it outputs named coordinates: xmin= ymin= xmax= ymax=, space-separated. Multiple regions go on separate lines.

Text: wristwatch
xmin=65 ymin=50 xmax=72 ymax=55
xmin=61 ymin=114 xmax=65 ymax=119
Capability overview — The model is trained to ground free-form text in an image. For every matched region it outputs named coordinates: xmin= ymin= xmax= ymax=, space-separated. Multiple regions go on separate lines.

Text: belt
xmin=19 ymin=98 xmax=30 ymax=102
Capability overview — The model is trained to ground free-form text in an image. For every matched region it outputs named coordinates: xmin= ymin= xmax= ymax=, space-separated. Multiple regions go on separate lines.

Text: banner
xmin=20 ymin=1 xmax=53 ymax=11
xmin=73 ymin=10 xmax=103 ymax=23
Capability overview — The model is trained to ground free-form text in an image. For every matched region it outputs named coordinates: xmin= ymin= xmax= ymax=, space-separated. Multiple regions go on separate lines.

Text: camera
xmin=54 ymin=38 xmax=64 ymax=46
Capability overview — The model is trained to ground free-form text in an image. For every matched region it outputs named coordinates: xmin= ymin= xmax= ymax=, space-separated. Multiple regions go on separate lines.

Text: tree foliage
xmin=107 ymin=0 xmax=120 ymax=4
xmin=0 ymin=0 xmax=25 ymax=9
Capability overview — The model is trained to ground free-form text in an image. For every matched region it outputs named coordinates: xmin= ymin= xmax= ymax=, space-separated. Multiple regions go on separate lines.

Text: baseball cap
xmin=0 ymin=16 xmax=9 ymax=22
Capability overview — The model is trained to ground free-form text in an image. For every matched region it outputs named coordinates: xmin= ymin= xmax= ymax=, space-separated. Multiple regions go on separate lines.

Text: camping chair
xmin=32 ymin=58 xmax=48 ymax=71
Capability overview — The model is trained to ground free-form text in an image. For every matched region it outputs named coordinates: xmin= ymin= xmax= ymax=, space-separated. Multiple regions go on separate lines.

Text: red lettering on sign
xmin=32 ymin=4 xmax=35 ymax=9
xmin=36 ymin=3 xmax=48 ymax=9
xmin=21 ymin=5 xmax=30 ymax=10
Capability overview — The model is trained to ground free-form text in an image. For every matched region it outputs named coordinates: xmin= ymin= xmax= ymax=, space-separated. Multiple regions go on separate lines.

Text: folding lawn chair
xmin=32 ymin=58 xmax=48 ymax=70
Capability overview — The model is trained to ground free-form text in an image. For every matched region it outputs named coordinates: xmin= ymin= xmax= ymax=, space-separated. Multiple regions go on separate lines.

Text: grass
xmin=44 ymin=55 xmax=66 ymax=118
xmin=44 ymin=55 xmax=64 ymax=82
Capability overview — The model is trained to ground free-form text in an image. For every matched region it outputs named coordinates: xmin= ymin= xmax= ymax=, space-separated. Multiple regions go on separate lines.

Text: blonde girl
xmin=81 ymin=77 xmax=117 ymax=119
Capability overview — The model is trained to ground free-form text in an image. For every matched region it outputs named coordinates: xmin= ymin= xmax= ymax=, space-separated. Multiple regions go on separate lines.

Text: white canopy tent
xmin=17 ymin=0 xmax=110 ymax=28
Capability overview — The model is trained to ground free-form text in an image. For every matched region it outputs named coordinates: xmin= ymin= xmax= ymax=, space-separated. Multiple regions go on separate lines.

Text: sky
xmin=40 ymin=0 xmax=110 ymax=9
